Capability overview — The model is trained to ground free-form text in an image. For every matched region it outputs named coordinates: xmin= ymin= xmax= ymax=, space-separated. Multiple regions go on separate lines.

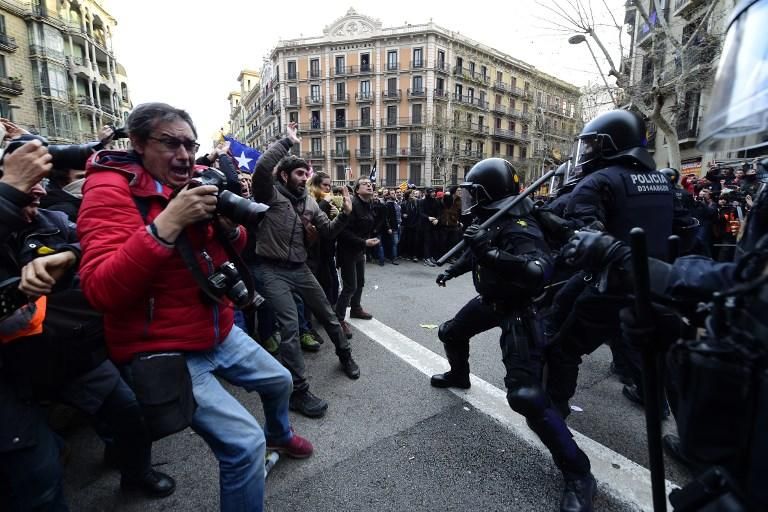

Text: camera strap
xmin=132 ymin=195 xmax=253 ymax=308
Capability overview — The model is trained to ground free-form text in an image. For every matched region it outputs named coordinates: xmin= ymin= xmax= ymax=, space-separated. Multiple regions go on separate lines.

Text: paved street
xmin=63 ymin=259 xmax=690 ymax=511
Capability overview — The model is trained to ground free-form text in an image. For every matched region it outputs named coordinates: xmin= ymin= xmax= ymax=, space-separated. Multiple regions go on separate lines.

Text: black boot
xmin=121 ymin=469 xmax=176 ymax=498
xmin=560 ymin=473 xmax=596 ymax=512
xmin=430 ymin=343 xmax=470 ymax=389
xmin=338 ymin=350 xmax=360 ymax=379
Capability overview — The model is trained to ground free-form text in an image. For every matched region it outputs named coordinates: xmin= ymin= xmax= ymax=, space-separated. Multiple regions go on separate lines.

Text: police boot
xmin=430 ymin=343 xmax=470 ymax=389
xmin=560 ymin=473 xmax=596 ymax=512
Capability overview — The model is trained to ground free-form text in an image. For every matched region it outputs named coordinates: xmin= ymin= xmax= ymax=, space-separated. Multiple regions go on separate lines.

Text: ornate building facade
xmin=230 ymin=9 xmax=580 ymax=187
xmin=1 ymin=0 xmax=132 ymax=144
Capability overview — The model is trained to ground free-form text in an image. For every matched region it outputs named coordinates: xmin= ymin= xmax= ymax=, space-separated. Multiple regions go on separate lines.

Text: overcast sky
xmin=106 ymin=0 xmax=627 ymax=148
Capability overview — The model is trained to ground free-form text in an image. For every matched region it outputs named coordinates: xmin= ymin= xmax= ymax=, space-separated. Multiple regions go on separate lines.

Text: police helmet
xmin=572 ymin=110 xmax=656 ymax=176
xmin=659 ymin=168 xmax=680 ymax=186
xmin=549 ymin=160 xmax=573 ymax=197
xmin=698 ymin=0 xmax=768 ymax=152
xmin=460 ymin=158 xmax=520 ymax=214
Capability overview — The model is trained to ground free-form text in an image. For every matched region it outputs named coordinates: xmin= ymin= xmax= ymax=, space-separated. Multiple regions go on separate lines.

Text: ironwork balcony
xmin=283 ymin=97 xmax=301 ymax=108
xmin=386 ymin=61 xmax=399 ymax=72
xmin=435 ymin=61 xmax=448 ymax=73
xmin=283 ymin=71 xmax=299 ymax=81
xmin=434 ymin=89 xmax=449 ymax=101
xmin=493 ymin=81 xmax=507 ymax=92
xmin=406 ymin=147 xmax=426 ymax=158
xmin=349 ymin=64 xmax=374 ymax=75
xmin=0 ymin=77 xmax=23 ymax=95
xmin=29 ymin=44 xmax=65 ymax=61
xmin=76 ymin=95 xmax=96 ymax=108
xmin=358 ymin=118 xmax=373 ymax=129
xmin=458 ymin=150 xmax=484 ymax=161
xmin=380 ymin=147 xmax=409 ymax=158
xmin=452 ymin=94 xmax=488 ymax=110
xmin=0 ymin=33 xmax=18 ymax=52
xmin=302 ymin=151 xmax=325 ymax=160
xmin=492 ymin=128 xmax=530 ymax=143
xmin=380 ymin=117 xmax=413 ymax=128
xmin=356 ymin=148 xmax=374 ymax=159
xmin=411 ymin=116 xmax=425 ymax=127
xmin=333 ymin=119 xmax=352 ymax=130
xmin=676 ymin=124 xmax=698 ymax=142
xmin=246 ymin=109 xmax=259 ymax=124
xmin=331 ymin=94 xmax=350 ymax=105
xmin=309 ymin=69 xmax=321 ymax=79
xmin=331 ymin=150 xmax=350 ymax=159
xmin=509 ymin=86 xmax=527 ymax=98
xmin=492 ymin=103 xmax=506 ymax=115
xmin=508 ymin=109 xmax=531 ymax=122
xmin=300 ymin=121 xmax=324 ymax=132
xmin=407 ymin=88 xmax=426 ymax=99
xmin=410 ymin=61 xmax=425 ymax=70
xmin=355 ymin=92 xmax=374 ymax=103
xmin=382 ymin=89 xmax=402 ymax=101
xmin=305 ymin=95 xmax=323 ymax=105
xmin=334 ymin=65 xmax=350 ymax=76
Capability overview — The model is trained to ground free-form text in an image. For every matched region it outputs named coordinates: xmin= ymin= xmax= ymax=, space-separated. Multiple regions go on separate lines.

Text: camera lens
xmin=217 ymin=190 xmax=265 ymax=226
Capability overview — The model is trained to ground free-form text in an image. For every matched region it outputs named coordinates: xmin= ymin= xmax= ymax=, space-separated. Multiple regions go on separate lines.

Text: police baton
xmin=630 ymin=228 xmax=667 ymax=512
xmin=436 ymin=168 xmax=558 ymax=266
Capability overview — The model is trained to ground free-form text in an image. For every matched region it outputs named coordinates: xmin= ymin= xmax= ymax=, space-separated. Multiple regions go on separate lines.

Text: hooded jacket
xmin=77 ymin=151 xmax=245 ymax=364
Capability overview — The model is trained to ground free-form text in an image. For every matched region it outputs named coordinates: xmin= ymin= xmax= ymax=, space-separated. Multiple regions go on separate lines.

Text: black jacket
xmin=337 ymin=195 xmax=379 ymax=261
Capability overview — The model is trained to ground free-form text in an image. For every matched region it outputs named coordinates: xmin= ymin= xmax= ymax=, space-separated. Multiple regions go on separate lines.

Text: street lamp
xmin=569 ymin=34 xmax=618 ymax=107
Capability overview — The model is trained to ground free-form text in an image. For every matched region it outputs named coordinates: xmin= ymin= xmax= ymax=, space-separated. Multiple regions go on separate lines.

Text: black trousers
xmin=441 ymin=296 xmax=591 ymax=477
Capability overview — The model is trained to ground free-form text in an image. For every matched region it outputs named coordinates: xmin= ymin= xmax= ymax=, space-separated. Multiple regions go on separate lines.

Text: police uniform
xmin=433 ymin=158 xmax=595 ymax=512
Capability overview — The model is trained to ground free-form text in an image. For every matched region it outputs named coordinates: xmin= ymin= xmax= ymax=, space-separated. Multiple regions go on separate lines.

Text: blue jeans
xmin=185 ymin=326 xmax=293 ymax=512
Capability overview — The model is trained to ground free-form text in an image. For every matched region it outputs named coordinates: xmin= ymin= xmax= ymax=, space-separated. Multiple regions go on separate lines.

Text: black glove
xmin=436 ymin=272 xmax=453 ymax=287
xmin=533 ymin=206 xmax=574 ymax=244
xmin=619 ymin=304 xmax=686 ymax=352
xmin=561 ymin=230 xmax=630 ymax=271
xmin=463 ymin=224 xmax=494 ymax=255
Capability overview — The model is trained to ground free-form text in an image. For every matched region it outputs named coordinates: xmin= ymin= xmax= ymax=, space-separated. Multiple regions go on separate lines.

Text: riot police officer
xmin=546 ymin=109 xmax=675 ymax=415
xmin=432 ymin=158 xmax=596 ymax=512
xmin=659 ymin=167 xmax=701 ymax=256
xmin=563 ymin=1 xmax=768 ymax=507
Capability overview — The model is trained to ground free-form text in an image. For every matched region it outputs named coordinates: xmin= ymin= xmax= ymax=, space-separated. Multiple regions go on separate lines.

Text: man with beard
xmin=251 ymin=122 xmax=359 ymax=419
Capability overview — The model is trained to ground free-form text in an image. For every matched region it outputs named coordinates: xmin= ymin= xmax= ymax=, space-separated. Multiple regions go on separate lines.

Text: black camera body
xmin=206 ymin=261 xmax=262 ymax=309
xmin=188 ymin=168 xmax=262 ymax=226
xmin=3 ymin=134 xmax=101 ymax=171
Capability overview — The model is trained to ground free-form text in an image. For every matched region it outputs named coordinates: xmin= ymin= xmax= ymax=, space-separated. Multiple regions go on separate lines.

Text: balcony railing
xmin=283 ymin=71 xmax=299 ymax=81
xmin=380 ymin=117 xmax=422 ymax=128
xmin=406 ymin=147 xmax=426 ymax=157
xmin=303 ymin=151 xmax=325 ymax=160
xmin=380 ymin=147 xmax=409 ymax=158
xmin=246 ymin=109 xmax=259 ymax=124
xmin=492 ymin=103 xmax=506 ymax=115
xmin=309 ymin=69 xmax=321 ymax=79
xmin=300 ymin=121 xmax=324 ymax=132
xmin=410 ymin=61 xmax=425 ymax=70
xmin=305 ymin=95 xmax=323 ymax=105
xmin=0 ymin=33 xmax=18 ymax=52
xmin=333 ymin=119 xmax=352 ymax=129
xmin=435 ymin=61 xmax=448 ymax=73
xmin=407 ymin=88 xmax=426 ymax=99
xmin=452 ymin=94 xmax=488 ymax=109
xmin=493 ymin=81 xmax=507 ymax=92
xmin=458 ymin=150 xmax=484 ymax=161
xmin=508 ymin=109 xmax=531 ymax=122
xmin=29 ymin=44 xmax=65 ymax=61
xmin=355 ymin=92 xmax=374 ymax=103
xmin=386 ymin=61 xmax=399 ymax=71
xmin=76 ymin=95 xmax=95 ymax=107
xmin=334 ymin=66 xmax=351 ymax=76
xmin=492 ymin=128 xmax=530 ymax=143
xmin=358 ymin=118 xmax=373 ymax=129
xmin=434 ymin=89 xmax=449 ymax=100
xmin=0 ymin=76 xmax=23 ymax=95
xmin=509 ymin=86 xmax=527 ymax=98
xmin=283 ymin=97 xmax=301 ymax=108
xmin=356 ymin=149 xmax=374 ymax=159
xmin=349 ymin=64 xmax=374 ymax=75
xmin=331 ymin=94 xmax=350 ymax=104
xmin=676 ymin=124 xmax=698 ymax=141
xmin=382 ymin=89 xmax=402 ymax=101
xmin=330 ymin=150 xmax=350 ymax=159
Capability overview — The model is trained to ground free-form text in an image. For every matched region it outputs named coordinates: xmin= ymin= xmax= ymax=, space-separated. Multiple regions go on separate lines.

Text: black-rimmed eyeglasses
xmin=148 ymin=136 xmax=200 ymax=153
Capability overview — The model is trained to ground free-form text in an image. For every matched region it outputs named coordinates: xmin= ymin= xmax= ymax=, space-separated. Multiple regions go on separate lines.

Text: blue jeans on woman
xmin=185 ymin=325 xmax=293 ymax=512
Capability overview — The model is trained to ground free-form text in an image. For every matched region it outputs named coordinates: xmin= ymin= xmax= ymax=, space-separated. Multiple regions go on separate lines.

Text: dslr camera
xmin=187 ymin=168 xmax=263 ymax=226
xmin=207 ymin=261 xmax=264 ymax=309
xmin=3 ymin=134 xmax=101 ymax=171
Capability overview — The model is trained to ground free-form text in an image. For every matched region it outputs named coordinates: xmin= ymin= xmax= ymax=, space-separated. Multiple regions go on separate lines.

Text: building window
xmin=436 ymin=77 xmax=444 ymax=94
xmin=506 ymin=144 xmax=513 ymax=156
xmin=289 ymin=111 xmax=298 ymax=124
xmin=511 ymin=77 xmax=517 ymax=89
xmin=0 ymin=55 xmax=6 ymax=77
xmin=361 ymin=106 xmax=371 ymax=127
xmin=509 ymin=120 xmax=515 ymax=132
xmin=335 ymin=55 xmax=345 ymax=74
xmin=387 ymin=77 xmax=397 ymax=96
xmin=335 ymin=108 xmax=346 ymax=129
xmin=310 ymin=58 xmax=320 ymax=78
xmin=360 ymin=80 xmax=370 ymax=99
xmin=477 ymin=141 xmax=484 ymax=155
xmin=411 ymin=132 xmax=423 ymax=151
xmin=412 ymin=47 xmax=423 ymax=68
xmin=287 ymin=61 xmax=297 ymax=80
xmin=520 ymin=147 xmax=527 ymax=160
xmin=360 ymin=134 xmax=371 ymax=154
xmin=386 ymin=133 xmax=397 ymax=151
xmin=467 ymin=87 xmax=474 ymax=102
xmin=0 ymin=98 xmax=11 ymax=121
xmin=310 ymin=84 xmax=321 ymax=102
xmin=387 ymin=105 xmax=397 ymax=126
xmin=336 ymin=164 xmax=346 ymax=181
xmin=335 ymin=136 xmax=347 ymax=155
xmin=311 ymin=137 xmax=322 ymax=154
xmin=493 ymin=141 xmax=500 ymax=154
xmin=387 ymin=50 xmax=398 ymax=71
xmin=495 ymin=117 xmax=502 ymax=129
xmin=289 ymin=86 xmax=298 ymax=103
xmin=311 ymin=110 xmax=321 ymax=129
xmin=437 ymin=50 xmax=445 ymax=69
xmin=409 ymin=163 xmax=422 ymax=186
xmin=360 ymin=53 xmax=370 ymax=72
xmin=454 ymin=83 xmax=462 ymax=99
xmin=412 ymin=76 xmax=423 ymax=94
xmin=468 ymin=61 xmax=475 ymax=75
xmin=386 ymin=163 xmax=398 ymax=186
xmin=412 ymin=104 xmax=422 ymax=124
xmin=360 ymin=163 xmax=371 ymax=178
xmin=481 ymin=65 xmax=487 ymax=80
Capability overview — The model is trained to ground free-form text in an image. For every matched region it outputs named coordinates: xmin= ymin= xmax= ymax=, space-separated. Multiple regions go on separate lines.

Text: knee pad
xmin=438 ymin=320 xmax=456 ymax=344
xmin=506 ymin=381 xmax=550 ymax=417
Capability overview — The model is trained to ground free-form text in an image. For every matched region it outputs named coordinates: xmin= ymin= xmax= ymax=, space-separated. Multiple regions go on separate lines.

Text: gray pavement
xmin=61 ymin=258 xmax=690 ymax=511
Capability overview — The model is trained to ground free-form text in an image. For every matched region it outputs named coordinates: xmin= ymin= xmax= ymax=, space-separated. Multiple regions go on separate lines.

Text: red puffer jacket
xmin=77 ymin=151 xmax=246 ymax=364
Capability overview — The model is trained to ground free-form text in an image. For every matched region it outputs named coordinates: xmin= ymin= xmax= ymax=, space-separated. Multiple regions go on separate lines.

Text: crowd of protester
xmin=1 ymin=104 xmax=766 ymax=512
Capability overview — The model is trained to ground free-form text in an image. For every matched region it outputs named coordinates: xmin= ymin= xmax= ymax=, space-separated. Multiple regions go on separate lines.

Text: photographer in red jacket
xmin=77 ymin=103 xmax=311 ymax=512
